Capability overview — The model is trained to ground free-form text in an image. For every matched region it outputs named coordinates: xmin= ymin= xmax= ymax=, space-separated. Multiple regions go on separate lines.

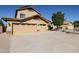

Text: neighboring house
xmin=60 ymin=21 xmax=74 ymax=32
xmin=73 ymin=21 xmax=79 ymax=31
xmin=0 ymin=19 xmax=7 ymax=33
xmin=2 ymin=6 xmax=49 ymax=35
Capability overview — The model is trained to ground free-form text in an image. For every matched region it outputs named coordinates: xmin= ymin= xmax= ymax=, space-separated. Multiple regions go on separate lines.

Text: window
xmin=20 ymin=13 xmax=26 ymax=18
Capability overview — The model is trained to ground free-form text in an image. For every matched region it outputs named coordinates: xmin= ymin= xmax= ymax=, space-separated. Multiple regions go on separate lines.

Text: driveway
xmin=10 ymin=31 xmax=79 ymax=53
xmin=0 ymin=33 xmax=11 ymax=53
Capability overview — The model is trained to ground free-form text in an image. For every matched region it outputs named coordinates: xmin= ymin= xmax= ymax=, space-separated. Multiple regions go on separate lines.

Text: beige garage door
xmin=38 ymin=25 xmax=47 ymax=32
xmin=13 ymin=24 xmax=37 ymax=35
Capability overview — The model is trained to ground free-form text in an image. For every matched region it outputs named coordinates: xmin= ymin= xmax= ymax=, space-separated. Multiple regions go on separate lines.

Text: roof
xmin=15 ymin=5 xmax=41 ymax=18
xmin=16 ymin=5 xmax=32 ymax=10
xmin=2 ymin=17 xmax=20 ymax=21
xmin=2 ymin=15 xmax=49 ymax=23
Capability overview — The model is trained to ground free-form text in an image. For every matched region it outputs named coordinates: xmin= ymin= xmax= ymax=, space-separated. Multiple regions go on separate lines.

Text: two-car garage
xmin=12 ymin=23 xmax=47 ymax=35
xmin=12 ymin=23 xmax=37 ymax=35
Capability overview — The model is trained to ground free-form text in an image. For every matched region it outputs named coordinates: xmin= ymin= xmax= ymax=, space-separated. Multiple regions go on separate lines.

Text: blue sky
xmin=0 ymin=5 xmax=79 ymax=22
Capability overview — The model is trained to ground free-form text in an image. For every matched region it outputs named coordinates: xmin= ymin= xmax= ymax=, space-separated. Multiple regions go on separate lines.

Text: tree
xmin=52 ymin=11 xmax=65 ymax=29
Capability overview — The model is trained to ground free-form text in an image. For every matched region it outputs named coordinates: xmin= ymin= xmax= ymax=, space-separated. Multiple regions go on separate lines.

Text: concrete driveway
xmin=9 ymin=31 xmax=79 ymax=53
xmin=0 ymin=33 xmax=11 ymax=53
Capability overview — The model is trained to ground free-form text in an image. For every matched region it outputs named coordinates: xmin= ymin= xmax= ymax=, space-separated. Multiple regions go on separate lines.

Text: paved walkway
xmin=10 ymin=31 xmax=79 ymax=53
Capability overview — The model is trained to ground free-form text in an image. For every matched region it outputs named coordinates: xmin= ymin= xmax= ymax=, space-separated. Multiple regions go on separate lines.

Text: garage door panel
xmin=13 ymin=24 xmax=36 ymax=35
xmin=39 ymin=25 xmax=47 ymax=32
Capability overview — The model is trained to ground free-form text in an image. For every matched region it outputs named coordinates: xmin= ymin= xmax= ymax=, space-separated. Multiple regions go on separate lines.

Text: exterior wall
xmin=7 ymin=21 xmax=20 ymax=30
xmin=37 ymin=18 xmax=47 ymax=24
xmin=16 ymin=9 xmax=38 ymax=19
xmin=23 ymin=18 xmax=48 ymax=32
xmin=6 ymin=21 xmax=20 ymax=34
xmin=61 ymin=25 xmax=68 ymax=31
xmin=36 ymin=18 xmax=48 ymax=32
xmin=23 ymin=18 xmax=47 ymax=24
xmin=6 ymin=21 xmax=12 ymax=32
xmin=0 ymin=26 xmax=2 ymax=33
xmin=67 ymin=25 xmax=74 ymax=30
xmin=38 ymin=25 xmax=47 ymax=32
xmin=61 ymin=24 xmax=74 ymax=31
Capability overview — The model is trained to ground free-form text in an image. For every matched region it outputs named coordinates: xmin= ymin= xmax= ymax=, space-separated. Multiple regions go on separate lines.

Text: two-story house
xmin=2 ymin=6 xmax=49 ymax=35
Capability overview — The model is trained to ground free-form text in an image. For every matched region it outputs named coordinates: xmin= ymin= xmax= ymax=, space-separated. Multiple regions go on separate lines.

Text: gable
xmin=15 ymin=8 xmax=39 ymax=19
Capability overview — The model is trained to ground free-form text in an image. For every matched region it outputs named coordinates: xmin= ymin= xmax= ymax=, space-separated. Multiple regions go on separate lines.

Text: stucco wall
xmin=23 ymin=18 xmax=47 ymax=24
xmin=61 ymin=24 xmax=74 ymax=31
xmin=0 ymin=26 xmax=2 ymax=33
xmin=16 ymin=9 xmax=38 ymax=19
xmin=23 ymin=18 xmax=48 ymax=32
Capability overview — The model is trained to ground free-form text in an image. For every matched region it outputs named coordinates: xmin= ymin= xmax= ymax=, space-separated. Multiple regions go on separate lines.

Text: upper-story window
xmin=20 ymin=13 xmax=26 ymax=18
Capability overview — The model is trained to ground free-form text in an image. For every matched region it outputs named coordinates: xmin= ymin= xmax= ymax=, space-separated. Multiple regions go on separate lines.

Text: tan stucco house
xmin=2 ymin=6 xmax=49 ymax=35
xmin=60 ymin=21 xmax=74 ymax=32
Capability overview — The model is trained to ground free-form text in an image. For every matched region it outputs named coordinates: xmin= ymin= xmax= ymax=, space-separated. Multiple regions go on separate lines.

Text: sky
xmin=0 ymin=5 xmax=79 ymax=22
